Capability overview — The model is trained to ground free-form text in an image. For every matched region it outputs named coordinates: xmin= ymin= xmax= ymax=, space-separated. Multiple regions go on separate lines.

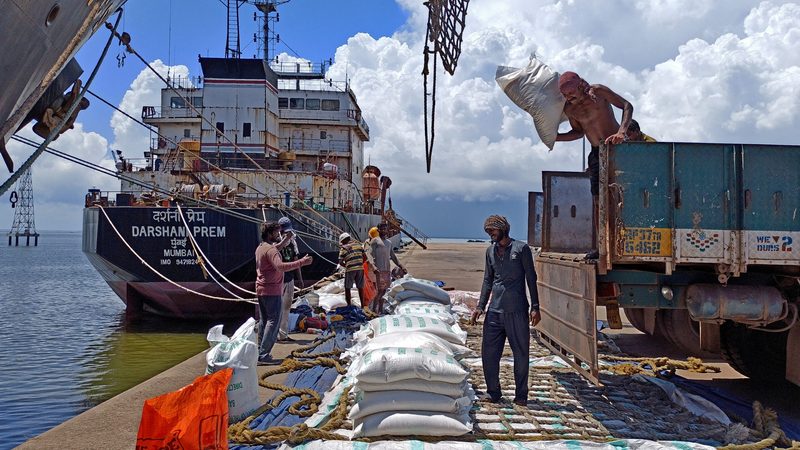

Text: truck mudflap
xmin=535 ymin=254 xmax=599 ymax=385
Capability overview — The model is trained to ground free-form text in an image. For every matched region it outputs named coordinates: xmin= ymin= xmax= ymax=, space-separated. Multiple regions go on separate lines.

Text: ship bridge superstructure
xmin=133 ymin=57 xmax=373 ymax=213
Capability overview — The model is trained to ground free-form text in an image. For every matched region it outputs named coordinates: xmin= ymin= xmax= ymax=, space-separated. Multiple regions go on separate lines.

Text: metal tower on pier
xmin=7 ymin=168 xmax=39 ymax=246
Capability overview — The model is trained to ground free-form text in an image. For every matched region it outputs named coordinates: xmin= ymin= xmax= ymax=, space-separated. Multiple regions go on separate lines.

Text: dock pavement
xmin=18 ymin=242 xmax=797 ymax=449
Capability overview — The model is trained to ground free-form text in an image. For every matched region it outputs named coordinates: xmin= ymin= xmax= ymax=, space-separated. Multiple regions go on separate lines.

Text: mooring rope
xmin=98 ymin=205 xmax=257 ymax=303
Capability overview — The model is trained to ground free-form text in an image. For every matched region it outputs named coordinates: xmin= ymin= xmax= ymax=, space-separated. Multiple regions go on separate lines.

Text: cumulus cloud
xmin=326 ymin=0 xmax=800 ymax=208
xmin=111 ymin=60 xmax=192 ymax=158
xmin=0 ymin=123 xmax=115 ymax=230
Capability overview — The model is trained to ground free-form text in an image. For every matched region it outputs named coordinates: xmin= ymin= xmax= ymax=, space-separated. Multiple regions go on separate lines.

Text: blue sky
xmin=3 ymin=1 xmax=800 ymax=241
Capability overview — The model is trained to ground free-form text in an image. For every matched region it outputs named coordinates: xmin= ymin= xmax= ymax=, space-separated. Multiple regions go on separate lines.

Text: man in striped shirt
xmin=338 ymin=232 xmax=365 ymax=307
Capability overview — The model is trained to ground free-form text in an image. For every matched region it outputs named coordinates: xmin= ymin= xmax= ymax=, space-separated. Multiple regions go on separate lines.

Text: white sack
xmin=394 ymin=305 xmax=456 ymax=324
xmin=361 ymin=315 xmax=467 ymax=345
xmin=317 ymin=293 xmax=348 ymax=311
xmin=205 ymin=317 xmax=260 ymax=423
xmin=352 ymin=411 xmax=472 ymax=438
xmin=345 ymin=331 xmax=474 ymax=360
xmin=317 ymin=279 xmax=345 ymax=294
xmin=388 ymin=277 xmax=451 ymax=305
xmin=354 ymin=379 xmax=472 ymax=398
xmin=496 ymin=57 xmax=566 ymax=150
xmin=349 ymin=347 xmax=468 ymax=384
xmin=396 ymin=299 xmax=452 ymax=312
xmin=348 ymin=390 xmax=472 ymax=420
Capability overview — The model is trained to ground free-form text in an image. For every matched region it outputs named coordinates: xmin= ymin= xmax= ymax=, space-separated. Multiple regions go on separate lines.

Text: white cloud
xmin=111 ymin=60 xmax=192 ymax=158
xmin=323 ymin=0 xmax=800 ymax=207
xmin=0 ymin=123 xmax=114 ymax=231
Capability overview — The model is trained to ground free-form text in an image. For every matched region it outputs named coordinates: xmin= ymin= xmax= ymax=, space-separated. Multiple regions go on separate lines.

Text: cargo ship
xmin=80 ymin=4 xmax=419 ymax=319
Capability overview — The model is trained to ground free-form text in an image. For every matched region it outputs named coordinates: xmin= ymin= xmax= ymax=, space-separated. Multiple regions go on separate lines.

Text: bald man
xmin=556 ymin=72 xmax=633 ymax=258
xmin=470 ymin=215 xmax=540 ymax=406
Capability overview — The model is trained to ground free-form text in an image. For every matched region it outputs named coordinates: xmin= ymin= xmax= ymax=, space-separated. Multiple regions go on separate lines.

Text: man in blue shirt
xmin=470 ymin=215 xmax=540 ymax=406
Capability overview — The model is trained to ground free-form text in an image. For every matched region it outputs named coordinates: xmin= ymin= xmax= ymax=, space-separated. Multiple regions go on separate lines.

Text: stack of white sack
xmin=387 ymin=276 xmax=463 ymax=323
xmin=346 ymin=334 xmax=474 ymax=437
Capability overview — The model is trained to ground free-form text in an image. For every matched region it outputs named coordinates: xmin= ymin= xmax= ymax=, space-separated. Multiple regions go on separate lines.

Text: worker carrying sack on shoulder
xmin=205 ymin=317 xmax=259 ymax=423
xmin=496 ymin=56 xmax=566 ymax=150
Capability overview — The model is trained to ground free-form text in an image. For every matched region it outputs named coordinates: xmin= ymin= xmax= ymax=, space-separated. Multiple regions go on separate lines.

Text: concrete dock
xmin=18 ymin=242 xmax=798 ymax=449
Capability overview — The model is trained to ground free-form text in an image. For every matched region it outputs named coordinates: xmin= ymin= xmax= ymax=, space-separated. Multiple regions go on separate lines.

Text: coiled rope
xmin=228 ymin=332 xmax=351 ymax=445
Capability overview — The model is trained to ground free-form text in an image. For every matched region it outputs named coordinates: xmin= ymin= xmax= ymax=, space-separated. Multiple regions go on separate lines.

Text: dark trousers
xmin=257 ymin=295 xmax=282 ymax=361
xmin=481 ymin=310 xmax=530 ymax=402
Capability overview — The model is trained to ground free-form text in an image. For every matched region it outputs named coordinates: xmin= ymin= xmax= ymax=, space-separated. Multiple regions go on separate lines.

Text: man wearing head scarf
xmin=368 ymin=223 xmax=407 ymax=314
xmin=470 ymin=215 xmax=539 ymax=406
xmin=556 ymin=71 xmax=633 ymax=258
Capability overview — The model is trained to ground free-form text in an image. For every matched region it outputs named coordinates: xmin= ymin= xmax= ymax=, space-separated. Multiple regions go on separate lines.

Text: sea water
xmin=0 ymin=232 xmax=241 ymax=449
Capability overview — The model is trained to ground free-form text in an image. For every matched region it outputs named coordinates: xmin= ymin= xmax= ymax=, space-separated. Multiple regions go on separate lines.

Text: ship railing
xmin=277 ymin=78 xmax=349 ymax=92
xmin=141 ymin=106 xmax=202 ymax=120
xmin=278 ymin=138 xmax=350 ymax=153
xmin=391 ymin=211 xmax=430 ymax=246
xmin=269 ymin=61 xmax=327 ymax=75
xmin=277 ymin=109 xmax=353 ymax=122
xmin=149 ymin=136 xmax=202 ymax=152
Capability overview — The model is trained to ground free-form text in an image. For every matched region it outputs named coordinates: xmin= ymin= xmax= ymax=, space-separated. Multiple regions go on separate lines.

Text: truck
xmin=531 ymin=142 xmax=799 ymax=386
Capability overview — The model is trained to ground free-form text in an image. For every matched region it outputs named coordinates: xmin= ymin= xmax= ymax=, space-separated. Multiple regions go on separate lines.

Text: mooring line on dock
xmin=176 ymin=203 xmax=257 ymax=297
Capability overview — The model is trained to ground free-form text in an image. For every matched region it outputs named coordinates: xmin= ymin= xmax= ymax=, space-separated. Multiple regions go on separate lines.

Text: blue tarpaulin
xmin=230 ymin=307 xmax=365 ymax=450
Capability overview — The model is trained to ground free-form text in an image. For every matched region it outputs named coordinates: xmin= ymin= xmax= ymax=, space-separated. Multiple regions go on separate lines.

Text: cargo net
xmin=298 ymin=324 xmax=788 ymax=448
xmin=423 ymin=0 xmax=470 ymax=173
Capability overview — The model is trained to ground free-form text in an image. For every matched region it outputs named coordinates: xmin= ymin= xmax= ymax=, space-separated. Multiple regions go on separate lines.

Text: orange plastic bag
xmin=362 ymin=262 xmax=377 ymax=308
xmin=136 ymin=368 xmax=232 ymax=450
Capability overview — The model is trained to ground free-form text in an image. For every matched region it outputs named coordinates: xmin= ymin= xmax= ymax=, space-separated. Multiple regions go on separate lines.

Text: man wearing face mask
xmin=470 ymin=215 xmax=540 ymax=406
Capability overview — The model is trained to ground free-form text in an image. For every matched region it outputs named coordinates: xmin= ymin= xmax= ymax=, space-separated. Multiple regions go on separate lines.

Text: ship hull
xmin=82 ymin=206 xmax=397 ymax=319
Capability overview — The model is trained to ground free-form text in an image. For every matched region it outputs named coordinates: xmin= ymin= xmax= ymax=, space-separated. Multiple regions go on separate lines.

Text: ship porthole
xmin=45 ymin=4 xmax=60 ymax=27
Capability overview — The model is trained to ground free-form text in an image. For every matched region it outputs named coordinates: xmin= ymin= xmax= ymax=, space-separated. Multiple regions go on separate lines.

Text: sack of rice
xmin=394 ymin=304 xmax=456 ymax=324
xmin=345 ymin=331 xmax=474 ymax=361
xmin=349 ymin=347 xmax=468 ymax=384
xmin=348 ymin=390 xmax=472 ymax=420
xmin=352 ymin=411 xmax=472 ymax=437
xmin=388 ymin=278 xmax=451 ymax=305
xmin=354 ymin=379 xmax=471 ymax=398
xmin=360 ymin=315 xmax=467 ymax=345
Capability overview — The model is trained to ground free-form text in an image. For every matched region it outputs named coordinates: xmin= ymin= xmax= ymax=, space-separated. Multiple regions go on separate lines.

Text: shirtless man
xmin=555 ymin=72 xmax=633 ymax=257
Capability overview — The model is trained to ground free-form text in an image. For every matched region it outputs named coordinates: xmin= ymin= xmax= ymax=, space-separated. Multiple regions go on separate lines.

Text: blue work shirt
xmin=478 ymin=239 xmax=539 ymax=314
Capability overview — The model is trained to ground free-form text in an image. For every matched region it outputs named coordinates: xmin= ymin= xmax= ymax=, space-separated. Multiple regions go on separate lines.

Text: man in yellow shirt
xmin=627 ymin=119 xmax=657 ymax=142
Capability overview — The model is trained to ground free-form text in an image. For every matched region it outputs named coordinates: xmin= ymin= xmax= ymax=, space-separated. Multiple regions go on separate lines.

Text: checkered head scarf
xmin=484 ymin=215 xmax=510 ymax=233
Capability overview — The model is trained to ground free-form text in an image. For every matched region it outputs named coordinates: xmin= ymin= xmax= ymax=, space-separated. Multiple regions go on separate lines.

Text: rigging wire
xmin=106 ymin=25 xmax=347 ymax=236
xmin=98 ymin=205 xmax=257 ymax=303
xmin=84 ymin=88 xmax=343 ymax=244
xmin=11 ymin=134 xmax=342 ymax=247
xmin=0 ymin=10 xmax=123 ymax=197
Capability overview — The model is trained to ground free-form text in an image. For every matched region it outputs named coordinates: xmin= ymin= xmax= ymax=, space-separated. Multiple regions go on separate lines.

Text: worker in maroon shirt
xmin=255 ymin=222 xmax=312 ymax=365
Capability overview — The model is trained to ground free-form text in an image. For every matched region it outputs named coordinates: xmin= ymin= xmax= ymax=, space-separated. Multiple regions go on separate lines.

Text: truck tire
xmin=624 ymin=307 xmax=648 ymax=333
xmin=720 ymin=322 xmax=787 ymax=382
xmin=658 ymin=309 xmax=710 ymax=356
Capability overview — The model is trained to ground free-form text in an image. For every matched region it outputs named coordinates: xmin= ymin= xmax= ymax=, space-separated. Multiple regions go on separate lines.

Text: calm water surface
xmin=0 ymin=232 xmax=243 ymax=449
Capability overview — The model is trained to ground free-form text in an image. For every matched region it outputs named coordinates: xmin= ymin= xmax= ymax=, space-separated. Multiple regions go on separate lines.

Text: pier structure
xmin=7 ymin=168 xmax=39 ymax=246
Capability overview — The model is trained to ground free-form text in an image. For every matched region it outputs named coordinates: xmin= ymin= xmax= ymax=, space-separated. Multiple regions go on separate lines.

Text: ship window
xmin=192 ymin=97 xmax=203 ymax=107
xmin=319 ymin=187 xmax=324 ymax=198
xmin=243 ymin=122 xmax=252 ymax=138
xmin=320 ymin=130 xmax=327 ymax=139
xmin=321 ymin=99 xmax=340 ymax=111
xmin=278 ymin=97 xmax=289 ymax=109
xmin=305 ymin=99 xmax=321 ymax=110
xmin=183 ymin=129 xmax=191 ymax=138
xmin=170 ymin=97 xmax=186 ymax=108
xmin=290 ymin=98 xmax=305 ymax=109
xmin=216 ymin=122 xmax=225 ymax=134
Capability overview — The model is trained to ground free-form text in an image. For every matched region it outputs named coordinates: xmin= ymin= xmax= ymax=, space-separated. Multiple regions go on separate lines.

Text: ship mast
xmin=252 ymin=0 xmax=291 ymax=62
xmin=225 ymin=0 xmax=247 ymax=58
